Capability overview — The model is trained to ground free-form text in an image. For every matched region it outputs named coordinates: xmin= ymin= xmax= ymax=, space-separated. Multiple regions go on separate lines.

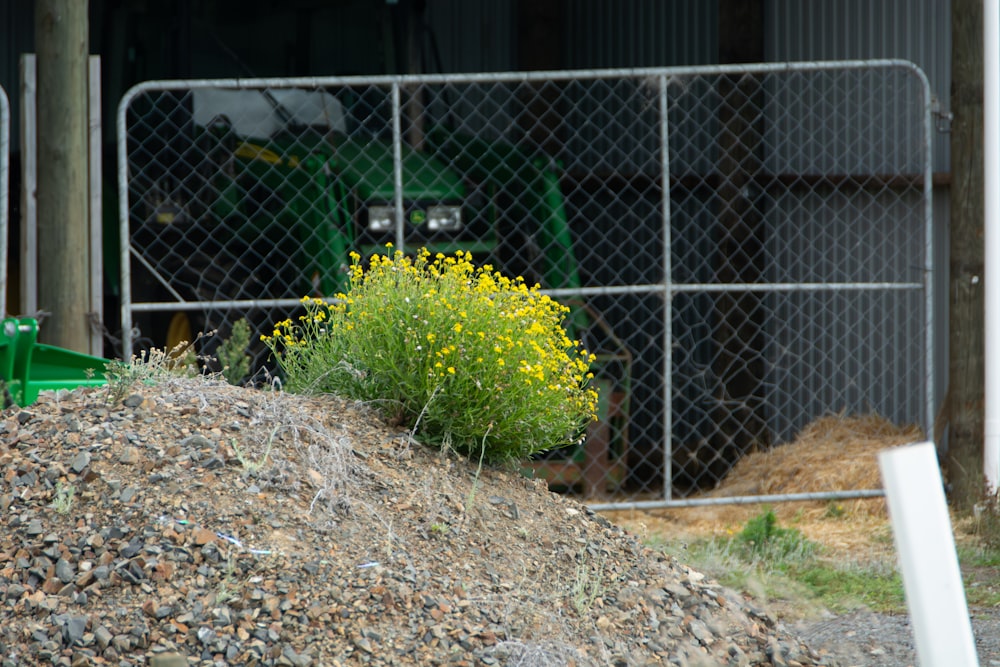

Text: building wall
xmin=765 ymin=0 xmax=951 ymax=172
xmin=0 ymin=0 xmax=954 ymax=439
xmin=562 ymin=0 xmax=719 ymax=68
xmin=765 ymin=0 xmax=951 ymax=426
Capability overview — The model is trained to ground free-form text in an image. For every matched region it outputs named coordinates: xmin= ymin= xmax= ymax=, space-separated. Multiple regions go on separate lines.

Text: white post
xmin=19 ymin=55 xmax=37 ymax=319
xmin=879 ymin=442 xmax=979 ymax=667
xmin=19 ymin=53 xmax=102 ymax=356
xmin=985 ymin=0 xmax=1000 ymax=494
xmin=88 ymin=55 xmax=103 ymax=358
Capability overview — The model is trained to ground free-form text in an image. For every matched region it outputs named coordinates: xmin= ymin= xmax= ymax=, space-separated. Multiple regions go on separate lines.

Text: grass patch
xmin=647 ymin=508 xmax=906 ymax=616
xmin=957 ymin=543 xmax=1000 ymax=608
xmin=792 ymin=563 xmax=904 ymax=613
xmin=647 ymin=507 xmax=1000 ymax=617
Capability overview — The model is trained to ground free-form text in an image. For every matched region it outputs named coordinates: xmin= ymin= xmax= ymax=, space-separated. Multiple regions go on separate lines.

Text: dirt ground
xmin=598 ymin=414 xmax=1000 ymax=667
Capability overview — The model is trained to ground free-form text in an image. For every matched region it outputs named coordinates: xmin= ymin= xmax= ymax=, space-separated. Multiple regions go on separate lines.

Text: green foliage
xmin=957 ymin=544 xmax=1000 ymax=607
xmin=103 ymin=343 xmax=196 ymax=403
xmin=262 ymin=247 xmax=598 ymax=465
xmin=647 ymin=510 xmax=905 ymax=615
xmin=735 ymin=509 xmax=816 ymax=561
xmin=50 ymin=481 xmax=76 ymax=515
xmin=970 ymin=495 xmax=1000 ymax=551
xmin=217 ymin=318 xmax=252 ymax=385
xmin=794 ymin=564 xmax=904 ymax=613
xmin=571 ymin=545 xmax=606 ymax=615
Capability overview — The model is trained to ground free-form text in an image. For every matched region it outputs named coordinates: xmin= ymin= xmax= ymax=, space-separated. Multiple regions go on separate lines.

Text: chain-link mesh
xmin=118 ymin=62 xmax=932 ymax=505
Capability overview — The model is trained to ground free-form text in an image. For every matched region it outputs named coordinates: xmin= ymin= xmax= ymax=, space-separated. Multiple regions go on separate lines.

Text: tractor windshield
xmin=191 ymin=88 xmax=347 ymax=139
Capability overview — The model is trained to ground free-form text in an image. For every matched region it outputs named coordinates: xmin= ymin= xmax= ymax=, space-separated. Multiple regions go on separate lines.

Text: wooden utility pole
xmin=35 ymin=0 xmax=90 ymax=352
xmin=945 ymin=0 xmax=985 ymax=511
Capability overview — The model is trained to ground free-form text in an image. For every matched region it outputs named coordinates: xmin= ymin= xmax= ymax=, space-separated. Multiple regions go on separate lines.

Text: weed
xmin=262 ymin=247 xmax=598 ymax=465
xmin=103 ymin=339 xmax=200 ymax=403
xmin=794 ymin=563 xmax=904 ymax=613
xmin=215 ymin=555 xmax=240 ymax=604
xmin=230 ymin=427 xmax=277 ymax=476
xmin=823 ymin=501 xmax=847 ymax=519
xmin=956 ymin=542 xmax=1000 ymax=607
xmin=464 ymin=432 xmax=489 ymax=514
xmin=959 ymin=542 xmax=1000 ymax=568
xmin=735 ymin=508 xmax=816 ymax=562
xmin=430 ymin=522 xmax=449 ymax=535
xmin=570 ymin=545 xmax=605 ymax=615
xmin=50 ymin=481 xmax=75 ymax=515
xmin=217 ymin=319 xmax=251 ymax=386
xmin=971 ymin=494 xmax=1000 ymax=550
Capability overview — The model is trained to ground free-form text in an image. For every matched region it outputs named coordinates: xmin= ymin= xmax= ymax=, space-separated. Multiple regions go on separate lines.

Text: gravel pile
xmin=0 ymin=376 xmax=834 ymax=666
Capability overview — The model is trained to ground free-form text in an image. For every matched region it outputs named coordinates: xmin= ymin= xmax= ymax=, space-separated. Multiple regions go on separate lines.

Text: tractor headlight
xmin=427 ymin=205 xmax=462 ymax=232
xmin=367 ymin=205 xmax=395 ymax=232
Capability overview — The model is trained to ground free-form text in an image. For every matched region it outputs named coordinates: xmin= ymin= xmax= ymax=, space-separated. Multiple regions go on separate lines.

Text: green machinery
xmin=128 ymin=87 xmax=631 ymax=494
xmin=0 ymin=318 xmax=109 ymax=407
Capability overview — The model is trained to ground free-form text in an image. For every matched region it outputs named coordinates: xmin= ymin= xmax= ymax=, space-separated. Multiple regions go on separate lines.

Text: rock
xmin=93 ymin=625 xmax=112 ymax=650
xmin=56 ymin=558 xmax=75 ymax=584
xmin=118 ymin=447 xmax=140 ymax=465
xmin=0 ymin=377 xmax=843 ymax=667
xmin=59 ymin=615 xmax=88 ymax=646
xmin=149 ymin=653 xmax=188 ymax=667
xmin=123 ymin=394 xmax=144 ymax=408
xmin=69 ymin=451 xmax=91 ymax=474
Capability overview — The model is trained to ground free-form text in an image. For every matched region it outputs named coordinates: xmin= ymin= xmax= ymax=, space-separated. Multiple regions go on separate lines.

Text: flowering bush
xmin=261 ymin=247 xmax=598 ymax=464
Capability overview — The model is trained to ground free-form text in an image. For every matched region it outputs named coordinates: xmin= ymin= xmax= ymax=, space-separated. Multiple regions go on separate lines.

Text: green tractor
xmin=130 ymin=87 xmax=588 ymax=353
xmin=126 ymin=85 xmax=630 ymax=495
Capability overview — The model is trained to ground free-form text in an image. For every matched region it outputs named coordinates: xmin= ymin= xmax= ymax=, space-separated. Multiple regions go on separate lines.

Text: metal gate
xmin=117 ymin=61 xmax=933 ymax=508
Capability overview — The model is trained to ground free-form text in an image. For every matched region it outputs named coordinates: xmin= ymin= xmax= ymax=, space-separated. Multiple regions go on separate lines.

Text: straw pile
xmin=712 ymin=413 xmax=925 ymax=499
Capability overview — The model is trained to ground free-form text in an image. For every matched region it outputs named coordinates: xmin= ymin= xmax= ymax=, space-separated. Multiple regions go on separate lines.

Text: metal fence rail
xmin=117 ymin=61 xmax=932 ymax=508
xmin=0 ymin=84 xmax=9 ymax=318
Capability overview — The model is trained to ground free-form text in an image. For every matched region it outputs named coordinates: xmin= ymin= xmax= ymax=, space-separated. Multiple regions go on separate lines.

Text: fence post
xmin=879 ymin=442 xmax=979 ymax=667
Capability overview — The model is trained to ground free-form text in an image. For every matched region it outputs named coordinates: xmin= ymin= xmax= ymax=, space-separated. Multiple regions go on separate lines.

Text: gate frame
xmin=116 ymin=59 xmax=934 ymax=509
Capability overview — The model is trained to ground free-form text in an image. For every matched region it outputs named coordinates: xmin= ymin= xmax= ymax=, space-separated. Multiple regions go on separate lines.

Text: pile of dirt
xmin=0 ymin=377 xmax=833 ymax=666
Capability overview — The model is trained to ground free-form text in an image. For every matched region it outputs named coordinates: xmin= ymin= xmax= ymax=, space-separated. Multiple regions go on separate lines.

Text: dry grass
xmin=717 ymin=413 xmax=923 ymax=500
xmin=605 ymin=413 xmax=926 ymax=563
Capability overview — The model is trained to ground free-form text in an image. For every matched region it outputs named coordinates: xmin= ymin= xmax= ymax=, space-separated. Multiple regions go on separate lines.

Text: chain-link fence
xmin=117 ymin=61 xmax=933 ymax=507
xmin=0 ymin=84 xmax=9 ymax=318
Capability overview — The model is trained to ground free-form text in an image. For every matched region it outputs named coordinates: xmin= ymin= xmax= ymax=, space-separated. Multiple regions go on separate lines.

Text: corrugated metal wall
xmin=425 ymin=0 xmax=516 ymax=73
xmin=0 ymin=0 xmax=35 ymax=154
xmin=765 ymin=0 xmax=950 ymax=172
xmin=563 ymin=0 xmax=719 ymax=68
xmin=765 ymin=0 xmax=950 ymax=428
xmin=426 ymin=0 xmax=719 ymax=72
